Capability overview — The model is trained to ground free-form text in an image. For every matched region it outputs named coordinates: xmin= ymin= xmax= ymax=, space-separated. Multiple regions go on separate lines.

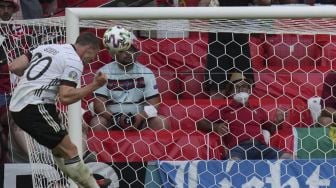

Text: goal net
xmin=4 ymin=5 xmax=336 ymax=187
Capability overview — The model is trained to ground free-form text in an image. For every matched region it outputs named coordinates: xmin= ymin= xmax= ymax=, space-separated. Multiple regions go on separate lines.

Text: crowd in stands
xmin=0 ymin=0 xmax=336 ymax=167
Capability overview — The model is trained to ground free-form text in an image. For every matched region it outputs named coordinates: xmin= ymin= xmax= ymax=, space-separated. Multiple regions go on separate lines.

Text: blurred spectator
xmin=282 ymin=71 xmax=336 ymax=159
xmin=0 ymin=0 xmax=19 ymax=21
xmin=20 ymin=0 xmax=42 ymax=19
xmin=197 ymin=72 xmax=293 ymax=160
xmin=318 ymin=71 xmax=336 ymax=126
xmin=90 ymin=37 xmax=170 ymax=131
xmin=21 ymin=0 xmax=57 ymax=19
xmin=40 ymin=0 xmax=57 ymax=17
xmin=199 ymin=0 xmax=271 ymax=99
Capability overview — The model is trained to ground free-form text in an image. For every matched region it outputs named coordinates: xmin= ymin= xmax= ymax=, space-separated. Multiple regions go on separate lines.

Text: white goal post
xmin=65 ymin=5 xmax=336 ymax=158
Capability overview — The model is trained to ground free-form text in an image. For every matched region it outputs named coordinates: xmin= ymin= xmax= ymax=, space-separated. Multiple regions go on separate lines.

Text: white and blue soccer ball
xmin=103 ymin=25 xmax=132 ymax=53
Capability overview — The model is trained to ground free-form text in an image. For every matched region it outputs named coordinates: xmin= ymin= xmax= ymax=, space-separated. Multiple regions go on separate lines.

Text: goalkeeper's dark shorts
xmin=11 ymin=104 xmax=68 ymax=149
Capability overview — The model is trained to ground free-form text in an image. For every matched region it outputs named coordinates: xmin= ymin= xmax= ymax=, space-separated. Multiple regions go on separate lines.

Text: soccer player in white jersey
xmin=90 ymin=37 xmax=169 ymax=131
xmin=8 ymin=32 xmax=110 ymax=188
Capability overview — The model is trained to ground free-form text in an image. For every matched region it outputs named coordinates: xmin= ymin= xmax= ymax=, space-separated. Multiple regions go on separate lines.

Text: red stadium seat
xmin=250 ymin=34 xmax=322 ymax=71
xmin=270 ymin=130 xmax=295 ymax=154
xmin=87 ymin=130 xmax=224 ymax=162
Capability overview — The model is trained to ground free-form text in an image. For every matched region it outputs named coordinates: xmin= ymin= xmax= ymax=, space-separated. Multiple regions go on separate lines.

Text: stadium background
xmin=2 ymin=0 xmax=336 ymax=187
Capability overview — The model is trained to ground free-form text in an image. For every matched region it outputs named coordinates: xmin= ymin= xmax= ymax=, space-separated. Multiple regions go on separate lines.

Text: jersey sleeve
xmin=60 ymin=60 xmax=83 ymax=87
xmin=143 ymin=70 xmax=159 ymax=99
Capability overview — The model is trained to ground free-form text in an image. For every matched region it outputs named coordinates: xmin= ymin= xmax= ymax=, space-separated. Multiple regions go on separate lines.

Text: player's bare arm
xmin=147 ymin=95 xmax=161 ymax=108
xmin=59 ymin=72 xmax=107 ymax=105
xmin=93 ymin=96 xmax=113 ymax=121
xmin=8 ymin=54 xmax=30 ymax=76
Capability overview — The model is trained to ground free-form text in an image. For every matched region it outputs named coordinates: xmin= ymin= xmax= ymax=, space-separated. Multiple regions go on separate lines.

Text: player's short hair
xmin=75 ymin=32 xmax=101 ymax=50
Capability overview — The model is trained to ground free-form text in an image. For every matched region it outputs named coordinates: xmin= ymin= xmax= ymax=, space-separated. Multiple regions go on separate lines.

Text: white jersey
xmin=94 ymin=62 xmax=158 ymax=114
xmin=9 ymin=44 xmax=83 ymax=112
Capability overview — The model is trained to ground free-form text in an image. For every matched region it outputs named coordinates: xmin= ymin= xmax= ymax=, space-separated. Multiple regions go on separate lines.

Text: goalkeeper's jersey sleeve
xmin=9 ymin=44 xmax=83 ymax=112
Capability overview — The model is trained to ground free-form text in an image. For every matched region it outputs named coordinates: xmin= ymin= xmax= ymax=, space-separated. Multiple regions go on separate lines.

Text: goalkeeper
xmin=89 ymin=36 xmax=169 ymax=131
xmin=8 ymin=32 xmax=110 ymax=188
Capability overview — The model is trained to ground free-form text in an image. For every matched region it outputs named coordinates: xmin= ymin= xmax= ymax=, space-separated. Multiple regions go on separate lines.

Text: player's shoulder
xmin=134 ymin=62 xmax=153 ymax=73
xmin=60 ymin=44 xmax=82 ymax=64
xmin=58 ymin=44 xmax=78 ymax=56
xmin=36 ymin=43 xmax=63 ymax=50
xmin=99 ymin=61 xmax=118 ymax=70
xmin=35 ymin=44 xmax=76 ymax=56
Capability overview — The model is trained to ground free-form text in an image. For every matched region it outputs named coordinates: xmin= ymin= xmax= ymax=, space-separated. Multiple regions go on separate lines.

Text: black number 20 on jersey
xmin=26 ymin=52 xmax=52 ymax=81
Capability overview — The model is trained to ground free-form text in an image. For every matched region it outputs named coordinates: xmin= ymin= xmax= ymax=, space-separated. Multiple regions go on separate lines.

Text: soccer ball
xmin=103 ymin=25 xmax=132 ymax=53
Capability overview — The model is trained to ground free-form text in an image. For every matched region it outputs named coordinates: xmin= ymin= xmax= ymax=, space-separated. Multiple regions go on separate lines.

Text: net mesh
xmin=3 ymin=14 xmax=336 ymax=187
xmin=6 ymin=17 xmax=336 ymax=34
xmin=25 ymin=134 xmax=68 ymax=188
